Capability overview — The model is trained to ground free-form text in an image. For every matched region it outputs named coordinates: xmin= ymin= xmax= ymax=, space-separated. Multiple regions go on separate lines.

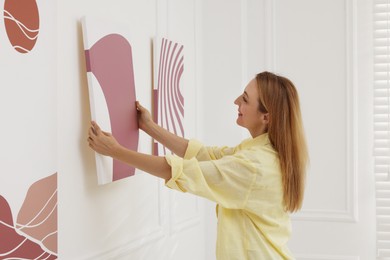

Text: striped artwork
xmin=153 ymin=37 xmax=184 ymax=156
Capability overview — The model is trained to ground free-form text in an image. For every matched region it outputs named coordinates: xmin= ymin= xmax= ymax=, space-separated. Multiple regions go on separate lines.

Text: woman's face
xmin=234 ymin=78 xmax=268 ymax=137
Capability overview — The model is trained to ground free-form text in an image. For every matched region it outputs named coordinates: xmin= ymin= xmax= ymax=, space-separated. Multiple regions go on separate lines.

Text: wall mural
xmin=0 ymin=173 xmax=57 ymax=259
xmin=82 ymin=17 xmax=139 ymax=185
xmin=153 ymin=37 xmax=185 ymax=156
xmin=0 ymin=0 xmax=58 ymax=258
xmin=4 ymin=0 xmax=40 ymax=53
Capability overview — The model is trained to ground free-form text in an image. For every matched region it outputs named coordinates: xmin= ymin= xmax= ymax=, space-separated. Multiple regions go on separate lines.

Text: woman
xmin=88 ymin=71 xmax=308 ymax=259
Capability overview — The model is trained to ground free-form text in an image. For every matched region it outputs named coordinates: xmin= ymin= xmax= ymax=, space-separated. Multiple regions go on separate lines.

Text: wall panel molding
xmin=82 ymin=180 xmax=166 ymax=260
xmin=295 ymin=254 xmax=360 ymax=260
xmin=170 ymin=192 xmax=201 ymax=234
xmin=240 ymin=0 xmax=250 ymax=140
xmin=156 ymin=0 xmax=168 ymax=37
xmin=264 ymin=0 xmax=275 ymax=71
xmin=194 ymin=0 xmax=203 ymax=142
xmin=265 ymin=0 xmax=358 ymax=222
xmin=165 ymin=0 xmax=202 ymax=236
xmin=241 ymin=0 xmax=248 ymax=85
xmin=83 ymin=229 xmax=165 ymax=260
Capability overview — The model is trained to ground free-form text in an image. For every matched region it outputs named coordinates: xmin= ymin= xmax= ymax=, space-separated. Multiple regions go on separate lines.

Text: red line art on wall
xmin=153 ymin=37 xmax=184 ymax=156
xmin=3 ymin=0 xmax=39 ymax=53
xmin=0 ymin=173 xmax=57 ymax=259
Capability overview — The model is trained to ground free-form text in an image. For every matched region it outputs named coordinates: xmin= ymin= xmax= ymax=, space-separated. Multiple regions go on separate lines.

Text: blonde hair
xmin=256 ymin=71 xmax=309 ymax=212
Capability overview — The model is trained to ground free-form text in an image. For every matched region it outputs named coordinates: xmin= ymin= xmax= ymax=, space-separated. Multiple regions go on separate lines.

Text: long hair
xmin=255 ymin=71 xmax=308 ymax=212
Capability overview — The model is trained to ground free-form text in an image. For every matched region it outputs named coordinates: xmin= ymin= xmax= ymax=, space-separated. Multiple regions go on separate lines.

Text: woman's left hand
xmin=88 ymin=121 xmax=121 ymax=157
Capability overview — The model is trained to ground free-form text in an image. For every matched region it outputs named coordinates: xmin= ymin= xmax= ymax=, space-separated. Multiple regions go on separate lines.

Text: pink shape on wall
xmin=3 ymin=0 xmax=39 ymax=53
xmin=83 ymin=29 xmax=139 ymax=183
xmin=153 ymin=37 xmax=185 ymax=156
xmin=0 ymin=173 xmax=57 ymax=259
xmin=16 ymin=172 xmax=58 ymax=254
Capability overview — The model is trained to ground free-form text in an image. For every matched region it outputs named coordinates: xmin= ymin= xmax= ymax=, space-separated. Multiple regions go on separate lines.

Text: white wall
xmin=199 ymin=0 xmax=267 ymax=258
xmin=56 ymin=0 xmax=375 ymax=259
xmin=58 ymin=0 xmax=206 ymax=259
xmin=274 ymin=0 xmax=375 ymax=258
xmin=200 ymin=0 xmax=376 ymax=259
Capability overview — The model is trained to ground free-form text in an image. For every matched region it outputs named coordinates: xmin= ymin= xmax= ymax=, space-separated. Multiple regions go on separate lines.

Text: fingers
xmin=87 ymin=136 xmax=96 ymax=150
xmin=88 ymin=128 xmax=95 ymax=141
xmin=89 ymin=121 xmax=112 ymax=140
xmin=88 ymin=138 xmax=94 ymax=148
xmin=136 ymin=101 xmax=141 ymax=111
xmin=88 ymin=122 xmax=98 ymax=152
xmin=91 ymin=121 xmax=102 ymax=135
xmin=136 ymin=101 xmax=145 ymax=112
xmin=102 ymin=130 xmax=111 ymax=136
xmin=88 ymin=121 xmax=113 ymax=151
xmin=88 ymin=122 xmax=101 ymax=150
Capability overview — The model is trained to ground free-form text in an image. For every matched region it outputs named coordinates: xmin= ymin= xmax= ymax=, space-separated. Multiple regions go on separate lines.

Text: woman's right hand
xmin=136 ymin=101 xmax=189 ymax=157
xmin=136 ymin=101 xmax=154 ymax=132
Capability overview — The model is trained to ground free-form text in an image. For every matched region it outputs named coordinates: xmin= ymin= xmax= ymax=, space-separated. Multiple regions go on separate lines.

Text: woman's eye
xmin=243 ymin=96 xmax=247 ymax=102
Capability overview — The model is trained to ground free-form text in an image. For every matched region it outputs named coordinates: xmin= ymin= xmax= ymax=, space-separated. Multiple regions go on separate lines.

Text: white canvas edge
xmin=87 ymin=73 xmax=113 ymax=185
xmin=81 ymin=15 xmax=133 ymax=50
xmin=81 ymin=16 xmax=114 ymax=185
xmin=153 ymin=36 xmax=163 ymax=156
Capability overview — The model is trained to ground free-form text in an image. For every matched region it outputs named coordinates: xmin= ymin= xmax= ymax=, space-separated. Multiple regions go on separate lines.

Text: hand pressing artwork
xmin=82 ymin=17 xmax=139 ymax=184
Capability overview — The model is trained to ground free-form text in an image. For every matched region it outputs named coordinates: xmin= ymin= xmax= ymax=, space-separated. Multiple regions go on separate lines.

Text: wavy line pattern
xmin=12 ymin=45 xmax=33 ymax=53
xmin=3 ymin=10 xmax=39 ymax=40
xmin=3 ymin=0 xmax=40 ymax=53
xmin=154 ymin=38 xmax=184 ymax=156
xmin=16 ymin=190 xmax=57 ymax=230
xmin=0 ymin=238 xmax=28 ymax=257
xmin=0 ymin=173 xmax=58 ymax=259
xmin=16 ymin=173 xmax=57 ymax=255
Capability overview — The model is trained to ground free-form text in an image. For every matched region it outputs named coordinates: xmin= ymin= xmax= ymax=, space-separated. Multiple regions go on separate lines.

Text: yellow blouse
xmin=165 ymin=133 xmax=294 ymax=260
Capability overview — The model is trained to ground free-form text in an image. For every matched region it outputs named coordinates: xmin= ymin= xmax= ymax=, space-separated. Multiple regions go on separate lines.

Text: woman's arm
xmin=88 ymin=121 xmax=172 ymax=180
xmin=137 ymin=101 xmax=189 ymax=157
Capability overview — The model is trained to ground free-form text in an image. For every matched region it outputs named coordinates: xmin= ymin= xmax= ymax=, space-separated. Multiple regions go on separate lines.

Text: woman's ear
xmin=263 ymin=113 xmax=270 ymax=124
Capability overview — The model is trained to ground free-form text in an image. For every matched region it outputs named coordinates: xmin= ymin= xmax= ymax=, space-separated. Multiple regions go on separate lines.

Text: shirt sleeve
xmin=184 ymin=139 xmax=236 ymax=161
xmin=165 ymin=150 xmax=257 ymax=209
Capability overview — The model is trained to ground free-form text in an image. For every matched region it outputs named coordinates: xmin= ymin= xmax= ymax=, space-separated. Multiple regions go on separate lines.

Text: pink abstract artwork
xmin=82 ymin=17 xmax=139 ymax=185
xmin=153 ymin=37 xmax=185 ymax=155
xmin=0 ymin=173 xmax=57 ymax=259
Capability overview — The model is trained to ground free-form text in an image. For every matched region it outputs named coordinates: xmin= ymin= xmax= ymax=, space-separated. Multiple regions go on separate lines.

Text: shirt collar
xmin=240 ymin=132 xmax=270 ymax=149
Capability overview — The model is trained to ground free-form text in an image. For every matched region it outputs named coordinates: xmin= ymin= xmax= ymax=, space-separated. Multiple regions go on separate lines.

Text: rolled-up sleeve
xmin=184 ymin=139 xmax=236 ymax=161
xmin=183 ymin=139 xmax=203 ymax=159
xmin=165 ymin=150 xmax=257 ymax=209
